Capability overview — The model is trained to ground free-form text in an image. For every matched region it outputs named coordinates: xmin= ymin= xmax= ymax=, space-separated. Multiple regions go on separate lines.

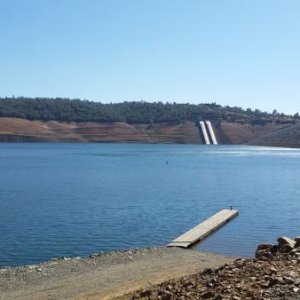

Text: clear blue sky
xmin=0 ymin=0 xmax=299 ymax=114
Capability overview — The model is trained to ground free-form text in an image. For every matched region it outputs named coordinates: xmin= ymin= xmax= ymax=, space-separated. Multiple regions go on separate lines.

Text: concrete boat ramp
xmin=168 ymin=209 xmax=239 ymax=248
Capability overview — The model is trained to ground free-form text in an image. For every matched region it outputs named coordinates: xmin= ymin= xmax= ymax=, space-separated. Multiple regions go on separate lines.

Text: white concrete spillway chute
xmin=199 ymin=121 xmax=210 ymax=145
xmin=205 ymin=120 xmax=218 ymax=145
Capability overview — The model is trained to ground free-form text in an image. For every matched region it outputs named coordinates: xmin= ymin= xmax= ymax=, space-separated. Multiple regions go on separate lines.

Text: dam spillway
xmin=199 ymin=121 xmax=211 ymax=144
xmin=206 ymin=120 xmax=218 ymax=145
xmin=199 ymin=120 xmax=218 ymax=145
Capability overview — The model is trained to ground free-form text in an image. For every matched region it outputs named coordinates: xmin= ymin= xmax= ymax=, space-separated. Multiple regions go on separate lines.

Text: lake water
xmin=0 ymin=143 xmax=299 ymax=267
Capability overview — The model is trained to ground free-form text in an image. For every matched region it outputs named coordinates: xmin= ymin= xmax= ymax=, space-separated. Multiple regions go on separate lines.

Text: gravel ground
xmin=0 ymin=247 xmax=234 ymax=300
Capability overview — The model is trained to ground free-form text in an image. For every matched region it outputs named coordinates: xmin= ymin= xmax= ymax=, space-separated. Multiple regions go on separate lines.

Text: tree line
xmin=0 ymin=97 xmax=298 ymax=125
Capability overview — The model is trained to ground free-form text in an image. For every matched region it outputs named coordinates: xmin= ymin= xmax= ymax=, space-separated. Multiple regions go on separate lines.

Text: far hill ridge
xmin=0 ymin=98 xmax=299 ymax=147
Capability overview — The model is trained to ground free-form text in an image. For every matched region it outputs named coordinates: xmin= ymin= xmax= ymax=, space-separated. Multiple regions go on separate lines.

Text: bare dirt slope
xmin=250 ymin=123 xmax=300 ymax=148
xmin=0 ymin=118 xmax=201 ymax=143
xmin=1 ymin=117 xmax=298 ymax=147
xmin=215 ymin=122 xmax=288 ymax=145
xmin=0 ymin=248 xmax=234 ymax=300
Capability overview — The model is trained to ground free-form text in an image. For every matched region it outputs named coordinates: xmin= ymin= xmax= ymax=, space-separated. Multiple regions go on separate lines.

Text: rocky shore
xmin=1 ymin=238 xmax=299 ymax=299
xmin=131 ymin=237 xmax=300 ymax=300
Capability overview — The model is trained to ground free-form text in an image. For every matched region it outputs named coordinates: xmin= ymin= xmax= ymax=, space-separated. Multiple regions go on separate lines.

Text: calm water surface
xmin=0 ymin=143 xmax=299 ymax=267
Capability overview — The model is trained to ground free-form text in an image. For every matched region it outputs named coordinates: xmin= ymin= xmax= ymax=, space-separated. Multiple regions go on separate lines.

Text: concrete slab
xmin=168 ymin=209 xmax=239 ymax=248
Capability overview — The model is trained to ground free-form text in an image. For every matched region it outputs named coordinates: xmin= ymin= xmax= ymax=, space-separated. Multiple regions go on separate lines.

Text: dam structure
xmin=199 ymin=121 xmax=210 ymax=144
xmin=199 ymin=120 xmax=218 ymax=145
xmin=206 ymin=121 xmax=218 ymax=145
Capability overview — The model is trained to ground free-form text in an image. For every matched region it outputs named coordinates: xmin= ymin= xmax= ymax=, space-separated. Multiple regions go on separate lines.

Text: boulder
xmin=255 ymin=244 xmax=273 ymax=259
xmin=277 ymin=237 xmax=296 ymax=252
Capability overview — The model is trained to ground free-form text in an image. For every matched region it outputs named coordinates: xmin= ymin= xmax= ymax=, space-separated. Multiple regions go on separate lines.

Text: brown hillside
xmin=216 ymin=122 xmax=289 ymax=145
xmin=0 ymin=117 xmax=298 ymax=147
xmin=250 ymin=123 xmax=300 ymax=148
xmin=0 ymin=118 xmax=201 ymax=144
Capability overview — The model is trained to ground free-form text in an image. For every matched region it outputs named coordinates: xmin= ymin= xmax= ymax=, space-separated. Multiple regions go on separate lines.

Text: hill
xmin=0 ymin=117 xmax=292 ymax=146
xmin=250 ymin=123 xmax=300 ymax=148
xmin=0 ymin=118 xmax=201 ymax=144
xmin=0 ymin=98 xmax=299 ymax=147
xmin=0 ymin=97 xmax=297 ymax=125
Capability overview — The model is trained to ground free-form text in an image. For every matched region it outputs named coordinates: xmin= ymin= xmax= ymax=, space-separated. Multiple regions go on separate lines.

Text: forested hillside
xmin=0 ymin=97 xmax=298 ymax=125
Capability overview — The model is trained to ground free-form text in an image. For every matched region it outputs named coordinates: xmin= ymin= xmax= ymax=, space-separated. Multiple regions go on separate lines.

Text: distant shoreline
xmin=1 ymin=117 xmax=299 ymax=148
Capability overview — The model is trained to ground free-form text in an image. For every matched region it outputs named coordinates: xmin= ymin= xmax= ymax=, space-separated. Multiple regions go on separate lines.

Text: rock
xmin=288 ymin=271 xmax=298 ymax=278
xmin=131 ymin=236 xmax=300 ymax=300
xmin=283 ymin=276 xmax=295 ymax=284
xmin=269 ymin=277 xmax=279 ymax=286
xmin=139 ymin=290 xmax=151 ymax=297
xmin=294 ymin=278 xmax=300 ymax=286
xmin=89 ymin=252 xmax=104 ymax=258
xmin=0 ymin=268 xmax=8 ymax=273
xmin=51 ymin=257 xmax=60 ymax=261
xmin=51 ymin=256 xmax=70 ymax=261
xmin=201 ymin=291 xmax=215 ymax=298
xmin=257 ymin=244 xmax=273 ymax=251
xmin=202 ymin=268 xmax=213 ymax=275
xmin=276 ymin=277 xmax=285 ymax=284
xmin=277 ymin=237 xmax=296 ymax=252
xmin=255 ymin=244 xmax=274 ymax=259
xmin=295 ymin=236 xmax=300 ymax=247
xmin=270 ymin=244 xmax=278 ymax=254
xmin=160 ymin=292 xmax=171 ymax=300
xmin=27 ymin=265 xmax=37 ymax=270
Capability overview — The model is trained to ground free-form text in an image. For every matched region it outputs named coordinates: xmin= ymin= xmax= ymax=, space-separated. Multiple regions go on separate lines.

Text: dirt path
xmin=0 ymin=248 xmax=235 ymax=300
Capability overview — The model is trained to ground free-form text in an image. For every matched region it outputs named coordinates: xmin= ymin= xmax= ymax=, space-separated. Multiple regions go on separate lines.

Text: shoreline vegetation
xmin=0 ymin=98 xmax=300 ymax=147
xmin=0 ymin=237 xmax=299 ymax=299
